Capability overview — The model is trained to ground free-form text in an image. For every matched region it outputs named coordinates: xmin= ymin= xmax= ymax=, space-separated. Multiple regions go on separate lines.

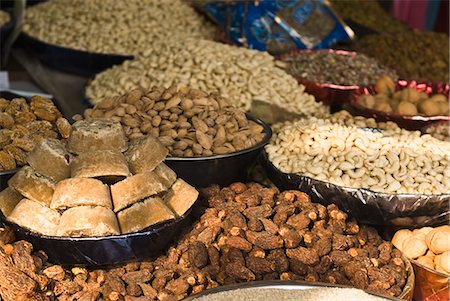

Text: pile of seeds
xmin=352 ymin=30 xmax=449 ymax=82
xmin=0 ymin=96 xmax=70 ymax=170
xmin=86 ymin=39 xmax=328 ymax=117
xmin=23 ymin=0 xmax=214 ymax=55
xmin=330 ymin=0 xmax=407 ymax=34
xmin=78 ymin=86 xmax=267 ymax=157
xmin=266 ymin=118 xmax=450 ymax=194
xmin=0 ymin=183 xmax=409 ymax=300
xmin=0 ymin=10 xmax=10 ymax=27
xmin=279 ymin=51 xmax=398 ymax=86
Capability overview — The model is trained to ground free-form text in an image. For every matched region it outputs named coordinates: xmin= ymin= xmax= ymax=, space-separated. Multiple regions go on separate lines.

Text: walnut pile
xmin=0 ymin=96 xmax=70 ymax=170
xmin=0 ymin=184 xmax=408 ymax=301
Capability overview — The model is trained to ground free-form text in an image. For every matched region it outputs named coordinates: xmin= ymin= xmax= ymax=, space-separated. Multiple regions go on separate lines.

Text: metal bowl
xmin=165 ymin=114 xmax=272 ymax=188
xmin=183 ymin=278 xmax=413 ymax=301
xmin=350 ymin=80 xmax=450 ymax=131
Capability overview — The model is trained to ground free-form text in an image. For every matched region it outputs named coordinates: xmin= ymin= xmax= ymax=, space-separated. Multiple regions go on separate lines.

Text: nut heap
xmin=392 ymin=226 xmax=450 ymax=275
xmin=0 ymin=119 xmax=199 ymax=237
xmin=279 ymin=51 xmax=398 ymax=87
xmin=266 ymin=118 xmax=450 ymax=194
xmin=359 ymin=76 xmax=449 ymax=116
xmin=79 ymin=86 xmax=267 ymax=157
xmin=86 ymin=39 xmax=328 ymax=117
xmin=0 ymin=183 xmax=409 ymax=300
xmin=23 ymin=0 xmax=214 ymax=55
xmin=328 ymin=110 xmax=400 ymax=132
xmin=0 ymin=96 xmax=70 ymax=170
xmin=425 ymin=122 xmax=449 ymax=142
xmin=0 ymin=10 xmax=10 ymax=27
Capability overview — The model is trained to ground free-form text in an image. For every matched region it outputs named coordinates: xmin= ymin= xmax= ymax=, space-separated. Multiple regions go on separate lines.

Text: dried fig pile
xmin=78 ymin=86 xmax=266 ymax=157
xmin=0 ymin=183 xmax=408 ymax=300
xmin=0 ymin=96 xmax=70 ymax=170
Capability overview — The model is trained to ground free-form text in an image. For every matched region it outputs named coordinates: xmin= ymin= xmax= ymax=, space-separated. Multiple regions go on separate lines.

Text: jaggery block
xmin=8 ymin=166 xmax=55 ymax=206
xmin=57 ymin=206 xmax=120 ymax=237
xmin=125 ymin=135 xmax=168 ymax=174
xmin=154 ymin=163 xmax=177 ymax=187
xmin=111 ymin=172 xmax=168 ymax=212
xmin=8 ymin=198 xmax=60 ymax=236
xmin=51 ymin=178 xmax=112 ymax=210
xmin=164 ymin=179 xmax=198 ymax=217
xmin=0 ymin=187 xmax=22 ymax=217
xmin=27 ymin=138 xmax=71 ymax=182
xmin=67 ymin=119 xmax=127 ymax=154
xmin=117 ymin=197 xmax=175 ymax=234
xmin=71 ymin=150 xmax=130 ymax=179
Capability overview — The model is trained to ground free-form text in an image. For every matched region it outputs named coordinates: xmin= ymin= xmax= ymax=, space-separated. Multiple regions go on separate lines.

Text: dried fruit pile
xmin=0 ymin=183 xmax=408 ymax=300
xmin=0 ymin=96 xmax=70 ymax=170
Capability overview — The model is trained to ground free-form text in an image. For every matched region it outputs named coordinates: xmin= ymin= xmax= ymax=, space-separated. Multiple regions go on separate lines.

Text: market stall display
xmin=85 ymin=39 xmax=328 ymax=117
xmin=351 ymin=79 xmax=450 ymax=130
xmin=0 ymin=96 xmax=69 ymax=171
xmin=351 ymin=30 xmax=449 ymax=82
xmin=277 ymin=50 xmax=397 ymax=105
xmin=0 ymin=183 xmax=414 ymax=300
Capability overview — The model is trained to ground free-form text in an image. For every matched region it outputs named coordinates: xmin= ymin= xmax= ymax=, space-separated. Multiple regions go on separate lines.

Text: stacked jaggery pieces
xmin=0 ymin=119 xmax=198 ymax=237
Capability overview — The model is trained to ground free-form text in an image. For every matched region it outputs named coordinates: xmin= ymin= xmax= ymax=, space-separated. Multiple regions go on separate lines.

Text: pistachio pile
xmin=266 ymin=118 xmax=450 ymax=194
xmin=279 ymin=51 xmax=397 ymax=86
xmin=23 ymin=0 xmax=214 ymax=55
xmin=328 ymin=110 xmax=400 ymax=132
xmin=78 ymin=86 xmax=267 ymax=157
xmin=86 ymin=39 xmax=328 ymax=117
xmin=425 ymin=123 xmax=449 ymax=142
xmin=352 ymin=30 xmax=449 ymax=82
xmin=359 ymin=76 xmax=449 ymax=116
xmin=0 ymin=10 xmax=10 ymax=27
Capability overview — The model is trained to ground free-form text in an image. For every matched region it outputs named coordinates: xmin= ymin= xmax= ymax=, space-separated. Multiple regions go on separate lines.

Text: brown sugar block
xmin=164 ymin=179 xmax=198 ymax=217
xmin=8 ymin=198 xmax=60 ymax=236
xmin=27 ymin=138 xmax=71 ymax=182
xmin=51 ymin=178 xmax=112 ymax=210
xmin=125 ymin=135 xmax=168 ymax=174
xmin=111 ymin=172 xmax=168 ymax=212
xmin=154 ymin=163 xmax=177 ymax=187
xmin=117 ymin=197 xmax=175 ymax=234
xmin=8 ymin=166 xmax=55 ymax=207
xmin=71 ymin=150 xmax=130 ymax=179
xmin=57 ymin=206 xmax=120 ymax=237
xmin=0 ymin=187 xmax=22 ymax=217
xmin=67 ymin=119 xmax=127 ymax=155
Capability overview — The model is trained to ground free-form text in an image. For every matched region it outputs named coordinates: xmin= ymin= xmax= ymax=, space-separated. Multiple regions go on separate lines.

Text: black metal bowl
xmin=18 ymin=33 xmax=133 ymax=77
xmin=165 ymin=114 xmax=272 ymax=188
xmin=2 ymin=206 xmax=194 ymax=267
xmin=261 ymin=151 xmax=449 ymax=227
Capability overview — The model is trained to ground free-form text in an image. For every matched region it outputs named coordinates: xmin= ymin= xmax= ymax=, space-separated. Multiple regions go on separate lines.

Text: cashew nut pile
xmin=23 ymin=0 xmax=214 ymax=55
xmin=266 ymin=118 xmax=450 ymax=194
xmin=86 ymin=39 xmax=328 ymax=117
xmin=0 ymin=10 xmax=10 ymax=27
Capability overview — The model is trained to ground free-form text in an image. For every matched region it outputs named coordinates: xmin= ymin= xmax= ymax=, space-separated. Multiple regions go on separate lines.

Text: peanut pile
xmin=85 ymin=39 xmax=328 ymax=117
xmin=0 ymin=183 xmax=408 ymax=300
xmin=0 ymin=96 xmax=70 ymax=170
xmin=78 ymin=86 xmax=267 ymax=157
xmin=23 ymin=0 xmax=214 ymax=55
xmin=266 ymin=118 xmax=450 ymax=194
xmin=0 ymin=10 xmax=10 ymax=28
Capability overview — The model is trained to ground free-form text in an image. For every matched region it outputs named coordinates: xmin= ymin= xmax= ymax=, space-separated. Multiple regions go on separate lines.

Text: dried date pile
xmin=0 ymin=96 xmax=70 ymax=170
xmin=0 ymin=183 xmax=408 ymax=301
xmin=78 ymin=86 xmax=266 ymax=157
